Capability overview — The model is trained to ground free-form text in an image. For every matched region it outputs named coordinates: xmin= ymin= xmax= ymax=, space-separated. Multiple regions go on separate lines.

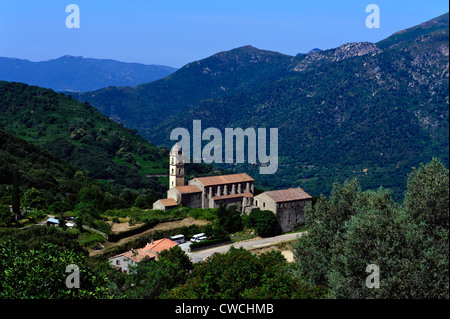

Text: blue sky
xmin=0 ymin=1 xmax=448 ymax=68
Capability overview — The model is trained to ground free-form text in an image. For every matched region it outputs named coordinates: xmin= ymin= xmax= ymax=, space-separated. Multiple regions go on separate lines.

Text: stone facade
xmin=188 ymin=174 xmax=254 ymax=211
xmin=169 ymin=144 xmax=185 ymax=189
xmin=155 ymin=144 xmax=256 ymax=213
xmin=274 ymin=199 xmax=311 ymax=231
xmin=152 ymin=198 xmax=178 ymax=211
xmin=167 ymin=185 xmax=202 ymax=209
xmin=253 ymin=188 xmax=312 ymax=232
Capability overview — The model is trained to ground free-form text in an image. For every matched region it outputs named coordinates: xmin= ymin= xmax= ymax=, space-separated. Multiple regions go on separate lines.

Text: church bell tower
xmin=169 ymin=143 xmax=185 ymax=189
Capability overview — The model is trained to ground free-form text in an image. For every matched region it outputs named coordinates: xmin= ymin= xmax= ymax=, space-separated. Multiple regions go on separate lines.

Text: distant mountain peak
xmin=296 ymin=48 xmax=323 ymax=56
xmin=234 ymin=45 xmax=260 ymax=51
xmin=209 ymin=45 xmax=290 ymax=66
xmin=291 ymin=42 xmax=380 ymax=72
xmin=0 ymin=56 xmax=178 ymax=92
xmin=377 ymin=12 xmax=449 ymax=49
xmin=307 ymin=48 xmax=323 ymax=54
xmin=60 ymin=55 xmax=84 ymax=59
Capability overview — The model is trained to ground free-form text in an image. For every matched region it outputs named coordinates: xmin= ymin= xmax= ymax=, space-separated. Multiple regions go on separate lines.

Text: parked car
xmin=191 ymin=233 xmax=206 ymax=243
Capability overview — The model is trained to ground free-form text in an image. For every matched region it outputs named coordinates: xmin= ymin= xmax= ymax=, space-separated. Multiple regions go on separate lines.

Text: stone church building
xmin=253 ymin=188 xmax=312 ymax=232
xmin=152 ymin=144 xmax=311 ymax=232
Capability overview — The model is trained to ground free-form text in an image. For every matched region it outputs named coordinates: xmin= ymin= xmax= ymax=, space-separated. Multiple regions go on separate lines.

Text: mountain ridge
xmin=377 ymin=12 xmax=449 ymax=49
xmin=0 ymin=56 xmax=178 ymax=92
xmin=71 ymin=44 xmax=295 ymax=134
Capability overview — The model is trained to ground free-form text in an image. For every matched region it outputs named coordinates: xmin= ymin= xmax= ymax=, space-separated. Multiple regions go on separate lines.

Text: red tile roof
xmin=175 ymin=185 xmax=202 ymax=194
xmin=120 ymin=248 xmax=157 ymax=263
xmin=263 ymin=187 xmax=312 ymax=202
xmin=194 ymin=173 xmax=254 ymax=186
xmin=213 ymin=191 xmax=254 ymax=201
xmin=143 ymin=238 xmax=179 ymax=254
xmin=110 ymin=238 xmax=179 ymax=263
xmin=158 ymin=198 xmax=178 ymax=207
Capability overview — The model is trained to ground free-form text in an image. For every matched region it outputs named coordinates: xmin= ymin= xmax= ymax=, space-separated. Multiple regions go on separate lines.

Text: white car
xmin=191 ymin=233 xmax=206 ymax=243
xmin=196 ymin=236 xmax=208 ymax=243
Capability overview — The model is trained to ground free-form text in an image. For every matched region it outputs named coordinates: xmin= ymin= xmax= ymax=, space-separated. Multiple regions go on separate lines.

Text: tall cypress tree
xmin=12 ymin=168 xmax=20 ymax=219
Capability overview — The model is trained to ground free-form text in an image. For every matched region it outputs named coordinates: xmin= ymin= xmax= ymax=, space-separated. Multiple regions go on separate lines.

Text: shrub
xmin=247 ymin=209 xmax=281 ymax=237
xmin=217 ymin=203 xmax=243 ymax=233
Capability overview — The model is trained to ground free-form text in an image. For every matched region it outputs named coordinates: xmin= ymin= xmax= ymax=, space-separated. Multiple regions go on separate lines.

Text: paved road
xmin=188 ymin=231 xmax=307 ymax=263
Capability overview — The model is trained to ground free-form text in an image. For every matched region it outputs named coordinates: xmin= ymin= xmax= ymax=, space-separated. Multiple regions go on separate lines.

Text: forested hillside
xmin=0 ymin=124 xmax=87 ymax=207
xmin=0 ymin=81 xmax=167 ymax=195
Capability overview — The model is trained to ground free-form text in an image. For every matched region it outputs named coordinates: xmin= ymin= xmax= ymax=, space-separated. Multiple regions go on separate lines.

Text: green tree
xmin=217 ymin=203 xmax=242 ymax=234
xmin=12 ymin=168 xmax=20 ymax=218
xmin=49 ymin=201 xmax=71 ymax=214
xmin=0 ymin=226 xmax=87 ymax=256
xmin=293 ymin=160 xmax=449 ymax=298
xmin=0 ymin=240 xmax=110 ymax=298
xmin=73 ymin=202 xmax=100 ymax=228
xmin=0 ymin=204 xmax=13 ymax=225
xmin=247 ymin=209 xmax=281 ymax=237
xmin=402 ymin=158 xmax=449 ymax=298
xmin=292 ymin=179 xmax=361 ymax=286
xmin=78 ymin=185 xmax=105 ymax=209
xmin=119 ymin=188 xmax=139 ymax=208
xmin=126 ymin=246 xmax=193 ymax=299
xmin=167 ymin=246 xmax=326 ymax=299
xmin=327 ymin=188 xmax=411 ymax=298
xmin=404 ymin=158 xmax=449 ymax=232
xmin=133 ymin=191 xmax=158 ymax=209
xmin=22 ymin=187 xmax=46 ymax=210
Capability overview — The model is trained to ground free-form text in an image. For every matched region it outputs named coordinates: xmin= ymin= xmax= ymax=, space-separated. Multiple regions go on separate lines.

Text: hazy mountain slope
xmin=73 ymin=46 xmax=295 ymax=136
xmin=0 ymin=56 xmax=177 ymax=92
